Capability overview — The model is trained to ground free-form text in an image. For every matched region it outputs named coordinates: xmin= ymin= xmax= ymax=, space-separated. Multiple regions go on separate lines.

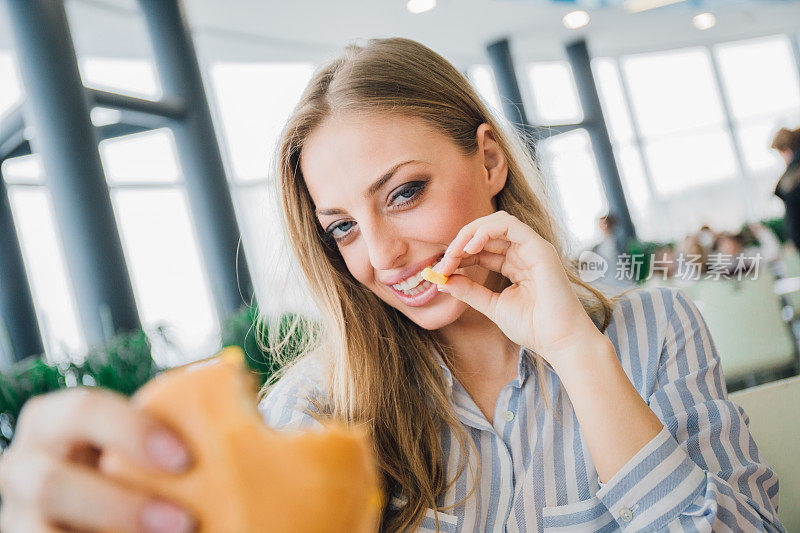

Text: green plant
xmin=0 ymin=328 xmax=160 ymax=450
xmin=760 ymin=217 xmax=787 ymax=244
xmin=625 ymin=239 xmax=668 ymax=284
xmin=0 ymin=305 xmax=315 ymax=451
xmin=220 ymin=305 xmax=314 ymax=388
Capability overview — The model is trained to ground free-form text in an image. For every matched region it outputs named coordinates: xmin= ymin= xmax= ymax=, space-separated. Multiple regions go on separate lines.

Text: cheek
xmin=427 ymin=185 xmax=493 ymax=240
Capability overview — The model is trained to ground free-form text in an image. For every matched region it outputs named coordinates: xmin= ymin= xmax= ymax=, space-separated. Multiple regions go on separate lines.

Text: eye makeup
xmin=321 ymin=179 xmax=430 ymax=245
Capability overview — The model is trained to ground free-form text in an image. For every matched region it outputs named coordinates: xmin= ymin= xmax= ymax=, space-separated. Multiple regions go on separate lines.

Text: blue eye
xmin=390 ymin=182 xmax=425 ymax=206
xmin=323 ymin=180 xmax=428 ymax=245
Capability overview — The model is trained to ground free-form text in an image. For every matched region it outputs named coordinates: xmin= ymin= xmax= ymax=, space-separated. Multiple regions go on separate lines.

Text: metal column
xmin=139 ymin=0 xmax=254 ymax=321
xmin=566 ymin=39 xmax=636 ymax=250
xmin=6 ymin=0 xmax=142 ymax=348
xmin=486 ymin=39 xmax=533 ymax=135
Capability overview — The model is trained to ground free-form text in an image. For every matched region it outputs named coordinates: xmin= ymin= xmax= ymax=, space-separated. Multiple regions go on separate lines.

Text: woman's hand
xmin=0 ymin=387 xmax=196 ymax=533
xmin=433 ymin=210 xmax=607 ymax=366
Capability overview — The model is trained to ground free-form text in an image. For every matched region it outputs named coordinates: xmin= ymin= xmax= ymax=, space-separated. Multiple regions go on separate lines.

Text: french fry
xmin=421 ymin=267 xmax=449 ymax=285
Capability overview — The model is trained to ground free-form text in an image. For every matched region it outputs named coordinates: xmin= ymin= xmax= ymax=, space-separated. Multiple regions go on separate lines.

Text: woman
xmin=772 ymin=126 xmax=800 ymax=251
xmin=0 ymin=38 xmax=784 ymax=533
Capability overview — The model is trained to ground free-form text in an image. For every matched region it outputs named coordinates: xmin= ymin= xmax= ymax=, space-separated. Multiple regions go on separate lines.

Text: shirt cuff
xmin=595 ymin=426 xmax=707 ymax=530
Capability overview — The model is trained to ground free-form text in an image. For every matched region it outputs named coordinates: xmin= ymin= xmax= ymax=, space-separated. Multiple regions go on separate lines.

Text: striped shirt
xmin=258 ymin=287 xmax=785 ymax=532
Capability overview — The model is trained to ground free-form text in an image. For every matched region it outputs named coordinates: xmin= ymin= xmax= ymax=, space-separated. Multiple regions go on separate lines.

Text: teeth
xmin=390 ymin=256 xmax=444 ymax=292
xmin=399 ymin=280 xmax=432 ymax=296
xmin=393 ymin=271 xmax=425 ymax=291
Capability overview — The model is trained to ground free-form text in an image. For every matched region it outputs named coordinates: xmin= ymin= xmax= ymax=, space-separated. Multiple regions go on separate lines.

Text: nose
xmin=360 ymin=219 xmax=407 ymax=272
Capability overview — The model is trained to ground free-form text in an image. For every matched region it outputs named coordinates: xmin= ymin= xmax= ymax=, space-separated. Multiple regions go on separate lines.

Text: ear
xmin=476 ymin=123 xmax=508 ymax=197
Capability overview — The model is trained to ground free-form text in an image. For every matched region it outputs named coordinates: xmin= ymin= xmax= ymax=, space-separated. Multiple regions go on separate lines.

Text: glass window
xmin=0 ymin=51 xmax=22 ymax=117
xmin=467 ymin=64 xmax=503 ymax=116
xmin=79 ymin=58 xmax=160 ymax=100
xmin=111 ymin=189 xmax=219 ymax=367
xmin=538 ymin=129 xmax=607 ymax=246
xmin=233 ymin=185 xmax=318 ymax=319
xmin=6 ymin=187 xmax=85 ymax=363
xmin=209 ymin=63 xmax=314 ymax=182
xmin=737 ymin=116 xmax=800 ymax=176
xmin=100 ymin=128 xmax=181 ymax=184
xmin=644 ymin=128 xmax=738 ymax=196
xmin=526 ymin=61 xmax=583 ymax=125
xmin=592 ymin=58 xmax=635 ymax=143
xmin=1 ymin=154 xmax=45 ymax=185
xmin=67 ymin=0 xmax=161 ymax=99
xmin=715 ymin=35 xmax=800 ymax=122
xmin=622 ymin=47 xmax=725 ymax=137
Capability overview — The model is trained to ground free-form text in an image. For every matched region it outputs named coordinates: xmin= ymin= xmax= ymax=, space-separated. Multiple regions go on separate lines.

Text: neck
xmin=436 ymin=271 xmax=522 ymax=383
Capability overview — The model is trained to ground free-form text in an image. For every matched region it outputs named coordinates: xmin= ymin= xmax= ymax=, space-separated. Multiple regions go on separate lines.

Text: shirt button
xmin=503 ymin=410 xmax=515 ymax=422
xmin=619 ymin=507 xmax=634 ymax=522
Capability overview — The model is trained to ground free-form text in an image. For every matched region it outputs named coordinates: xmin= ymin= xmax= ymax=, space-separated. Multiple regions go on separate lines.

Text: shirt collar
xmin=433 ymin=345 xmax=533 ymax=392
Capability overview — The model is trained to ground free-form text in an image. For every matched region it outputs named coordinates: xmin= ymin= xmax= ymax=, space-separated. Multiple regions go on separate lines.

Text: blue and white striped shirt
xmin=258 ymin=287 xmax=785 ymax=532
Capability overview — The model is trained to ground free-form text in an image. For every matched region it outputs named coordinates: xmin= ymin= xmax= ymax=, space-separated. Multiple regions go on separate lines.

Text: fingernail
xmin=437 ymin=285 xmax=449 ymax=293
xmin=142 ymin=501 xmax=195 ymax=533
xmin=463 ymin=237 xmax=478 ymax=253
xmin=146 ymin=429 xmax=190 ymax=472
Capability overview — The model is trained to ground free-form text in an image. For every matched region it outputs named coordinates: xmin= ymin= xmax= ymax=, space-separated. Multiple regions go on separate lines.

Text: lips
xmin=380 ymin=252 xmax=445 ymax=286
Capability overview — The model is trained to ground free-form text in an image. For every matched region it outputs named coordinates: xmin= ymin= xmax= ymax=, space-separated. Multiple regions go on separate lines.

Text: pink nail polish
xmin=142 ymin=501 xmax=195 ymax=533
xmin=146 ymin=429 xmax=190 ymax=472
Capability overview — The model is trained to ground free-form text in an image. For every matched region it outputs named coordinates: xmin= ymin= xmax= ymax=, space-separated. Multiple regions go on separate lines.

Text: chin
xmin=399 ymin=298 xmax=469 ymax=331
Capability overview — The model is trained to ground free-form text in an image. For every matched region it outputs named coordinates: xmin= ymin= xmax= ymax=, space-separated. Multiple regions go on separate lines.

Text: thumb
xmin=437 ymin=273 xmax=498 ymax=319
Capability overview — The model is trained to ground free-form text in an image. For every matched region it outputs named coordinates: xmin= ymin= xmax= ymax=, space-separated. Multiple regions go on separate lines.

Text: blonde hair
xmin=771 ymin=126 xmax=800 ymax=153
xmin=257 ymin=37 xmax=615 ymax=532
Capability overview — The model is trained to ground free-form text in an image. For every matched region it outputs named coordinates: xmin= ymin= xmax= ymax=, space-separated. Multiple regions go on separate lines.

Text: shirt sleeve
xmin=595 ymin=288 xmax=785 ymax=532
xmin=257 ymin=355 xmax=328 ymax=432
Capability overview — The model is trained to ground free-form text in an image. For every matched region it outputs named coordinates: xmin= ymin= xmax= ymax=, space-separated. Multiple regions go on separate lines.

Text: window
xmin=111 ymin=188 xmax=219 ymax=367
xmin=79 ymin=58 xmax=160 ymax=100
xmin=537 ymin=129 xmax=607 ymax=248
xmin=208 ymin=62 xmax=319 ymax=318
xmin=2 ymin=157 xmax=86 ymax=364
xmin=592 ymin=59 xmax=635 ymax=143
xmin=526 ymin=61 xmax=583 ymax=125
xmin=209 ymin=63 xmax=314 ymax=181
xmin=621 ymin=47 xmax=726 ymax=138
xmin=467 ymin=64 xmax=503 ymax=116
xmin=100 ymin=128 xmax=181 ymax=185
xmin=715 ymin=35 xmax=800 ymax=122
xmin=715 ymin=35 xmax=800 ymax=177
xmin=0 ymin=51 xmax=22 ymax=117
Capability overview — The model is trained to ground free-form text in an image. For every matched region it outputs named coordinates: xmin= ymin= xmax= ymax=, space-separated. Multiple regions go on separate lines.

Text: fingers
xmin=446 ymin=250 xmax=507 ymax=276
xmin=14 ymin=388 xmax=191 ymax=474
xmin=435 ymin=210 xmax=553 ymax=276
xmin=437 ymin=273 xmax=499 ymax=320
xmin=0 ymin=447 xmax=195 ymax=533
xmin=434 ymin=240 xmax=508 ymax=276
xmin=451 ymin=211 xmax=542 ymax=255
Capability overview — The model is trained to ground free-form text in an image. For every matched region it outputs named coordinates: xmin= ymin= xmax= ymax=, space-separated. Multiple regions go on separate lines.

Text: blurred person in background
xmin=708 ymin=231 xmax=747 ymax=278
xmin=696 ymin=224 xmax=716 ymax=255
xmin=742 ymin=222 xmax=781 ymax=264
xmin=772 ymin=126 xmax=800 ymax=252
xmin=675 ymin=233 xmax=708 ymax=282
xmin=591 ymin=213 xmax=620 ymax=267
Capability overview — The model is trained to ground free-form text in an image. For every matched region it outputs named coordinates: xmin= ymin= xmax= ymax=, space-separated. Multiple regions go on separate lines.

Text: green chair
xmin=683 ymin=273 xmax=797 ymax=383
xmin=730 ymin=376 xmax=800 ymax=531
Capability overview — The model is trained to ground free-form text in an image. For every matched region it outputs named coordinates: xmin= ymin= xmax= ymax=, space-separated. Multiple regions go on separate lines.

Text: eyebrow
xmin=314 ymin=159 xmax=424 ymax=217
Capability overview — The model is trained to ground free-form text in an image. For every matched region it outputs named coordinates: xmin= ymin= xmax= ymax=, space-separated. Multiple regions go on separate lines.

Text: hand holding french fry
xmin=423 ymin=210 xmax=605 ymax=365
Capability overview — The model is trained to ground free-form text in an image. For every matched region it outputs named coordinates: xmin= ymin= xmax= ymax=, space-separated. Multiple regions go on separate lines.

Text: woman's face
xmin=300 ymin=112 xmax=507 ymax=330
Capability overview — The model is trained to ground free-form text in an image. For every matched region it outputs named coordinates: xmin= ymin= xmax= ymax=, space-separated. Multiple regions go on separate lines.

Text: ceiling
xmin=1 ymin=0 xmax=799 ymax=68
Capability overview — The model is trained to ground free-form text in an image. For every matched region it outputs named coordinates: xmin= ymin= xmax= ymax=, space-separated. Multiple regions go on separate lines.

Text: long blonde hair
xmin=257 ymin=37 xmax=614 ymax=532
